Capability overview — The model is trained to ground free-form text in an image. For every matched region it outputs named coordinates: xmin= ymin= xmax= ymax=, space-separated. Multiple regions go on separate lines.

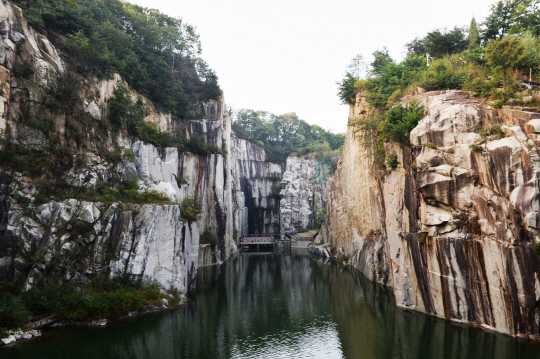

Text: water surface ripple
xmin=5 ymin=250 xmax=540 ymax=358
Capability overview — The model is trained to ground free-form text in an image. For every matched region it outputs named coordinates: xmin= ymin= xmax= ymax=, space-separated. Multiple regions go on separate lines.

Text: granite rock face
xmin=280 ymin=155 xmax=337 ymax=236
xmin=316 ymin=90 xmax=540 ymax=339
xmin=0 ymin=172 xmax=199 ymax=292
xmin=0 ymin=1 xmax=284 ymax=292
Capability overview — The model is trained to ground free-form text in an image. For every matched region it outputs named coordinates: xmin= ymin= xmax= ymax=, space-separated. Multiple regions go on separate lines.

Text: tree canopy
xmin=232 ymin=110 xmax=345 ymax=163
xmin=12 ymin=0 xmax=221 ymax=120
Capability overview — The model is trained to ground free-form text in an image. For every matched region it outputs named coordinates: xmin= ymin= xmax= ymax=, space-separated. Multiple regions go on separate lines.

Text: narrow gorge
xmin=2 ymin=0 xmax=540 ymax=356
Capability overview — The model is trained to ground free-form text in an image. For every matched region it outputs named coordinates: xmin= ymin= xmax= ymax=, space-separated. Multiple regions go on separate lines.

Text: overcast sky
xmin=131 ymin=0 xmax=495 ymax=133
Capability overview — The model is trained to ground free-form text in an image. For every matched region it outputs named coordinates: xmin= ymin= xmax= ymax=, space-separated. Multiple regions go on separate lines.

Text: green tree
xmin=337 ymin=72 xmax=359 ymax=105
xmin=481 ymin=0 xmax=540 ymax=40
xmin=405 ymin=37 xmax=426 ymax=57
xmin=468 ymin=17 xmax=480 ymax=49
xmin=518 ymin=31 xmax=540 ymax=80
xmin=485 ymin=36 xmax=529 ymax=89
xmin=371 ymin=48 xmax=394 ymax=76
xmin=424 ymin=27 xmax=468 ymax=69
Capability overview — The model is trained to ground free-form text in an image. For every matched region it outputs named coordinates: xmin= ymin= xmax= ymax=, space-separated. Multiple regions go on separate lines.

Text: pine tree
xmin=468 ymin=17 xmax=480 ymax=48
xmin=485 ymin=36 xmax=529 ymax=89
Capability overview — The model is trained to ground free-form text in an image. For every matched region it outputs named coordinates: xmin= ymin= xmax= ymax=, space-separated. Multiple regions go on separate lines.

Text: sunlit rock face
xmin=315 ymin=90 xmax=540 ymax=340
xmin=280 ymin=155 xmax=338 ymax=236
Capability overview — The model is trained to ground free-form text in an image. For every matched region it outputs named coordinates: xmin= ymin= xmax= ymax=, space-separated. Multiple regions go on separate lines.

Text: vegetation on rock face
xmin=232 ymin=110 xmax=345 ymax=163
xmin=12 ymin=0 xmax=221 ymax=119
xmin=340 ymin=0 xmax=540 ymax=168
xmin=200 ymin=230 xmax=218 ymax=245
xmin=314 ymin=208 xmax=327 ymax=230
xmin=0 ymin=274 xmax=180 ymax=330
xmin=180 ymin=195 xmax=202 ymax=222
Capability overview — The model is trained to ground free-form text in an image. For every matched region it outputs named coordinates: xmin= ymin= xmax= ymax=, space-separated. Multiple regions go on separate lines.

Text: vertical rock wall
xmin=280 ymin=155 xmax=338 ymax=236
xmin=316 ymin=90 xmax=540 ymax=340
xmin=230 ymin=135 xmax=283 ymax=236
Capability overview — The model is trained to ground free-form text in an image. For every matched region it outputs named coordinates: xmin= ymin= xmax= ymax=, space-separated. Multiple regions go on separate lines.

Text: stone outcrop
xmin=316 ymin=90 xmax=540 ymax=340
xmin=0 ymin=171 xmax=199 ymax=292
xmin=280 ymin=154 xmax=338 ymax=236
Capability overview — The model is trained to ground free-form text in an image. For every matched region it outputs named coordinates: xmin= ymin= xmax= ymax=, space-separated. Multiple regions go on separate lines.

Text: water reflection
xmin=6 ymin=250 xmax=540 ymax=359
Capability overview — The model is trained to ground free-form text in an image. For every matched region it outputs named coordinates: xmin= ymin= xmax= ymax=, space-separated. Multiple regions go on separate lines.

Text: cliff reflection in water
xmin=7 ymin=250 xmax=540 ymax=359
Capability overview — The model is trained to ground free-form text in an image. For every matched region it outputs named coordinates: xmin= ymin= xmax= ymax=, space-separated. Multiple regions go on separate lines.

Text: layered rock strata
xmin=316 ymin=90 xmax=540 ymax=339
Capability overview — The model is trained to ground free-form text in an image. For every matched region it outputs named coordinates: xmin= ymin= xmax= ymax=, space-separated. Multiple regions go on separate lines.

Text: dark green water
xmin=5 ymin=250 xmax=540 ymax=359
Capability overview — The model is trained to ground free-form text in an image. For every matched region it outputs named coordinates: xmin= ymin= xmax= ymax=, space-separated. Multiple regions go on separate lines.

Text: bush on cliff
xmin=200 ymin=230 xmax=218 ymax=245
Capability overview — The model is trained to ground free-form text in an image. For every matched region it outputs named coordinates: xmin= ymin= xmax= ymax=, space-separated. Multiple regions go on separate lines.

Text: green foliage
xmin=337 ymin=72 xmax=359 ymax=105
xmin=180 ymin=195 xmax=202 ymax=222
xmin=426 ymin=143 xmax=437 ymax=149
xmin=108 ymin=84 xmax=144 ymax=132
xmin=469 ymin=144 xmax=484 ymax=152
xmin=12 ymin=60 xmax=35 ymax=79
xmin=418 ymin=232 xmax=428 ymax=244
xmin=482 ymin=0 xmax=540 ymax=41
xmin=314 ymin=208 xmax=327 ymax=230
xmin=12 ymin=0 xmax=221 ymax=119
xmin=424 ymin=27 xmax=468 ymax=59
xmin=378 ymin=100 xmax=425 ymax=145
xmin=200 ymin=230 xmax=218 ymax=245
xmin=384 ymin=150 xmax=399 ymax=169
xmin=232 ymin=111 xmax=345 ymax=163
xmin=469 ymin=18 xmax=481 ymax=49
xmin=485 ymin=36 xmax=529 ymax=89
xmin=532 ymin=241 xmax=540 ymax=256
xmin=17 ymin=274 xmax=167 ymax=324
xmin=233 ymin=228 xmax=238 ymax=241
xmin=0 ymin=293 xmax=31 ymax=328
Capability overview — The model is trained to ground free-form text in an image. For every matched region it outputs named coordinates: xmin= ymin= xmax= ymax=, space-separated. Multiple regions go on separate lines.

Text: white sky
xmin=131 ymin=0 xmax=495 ymax=133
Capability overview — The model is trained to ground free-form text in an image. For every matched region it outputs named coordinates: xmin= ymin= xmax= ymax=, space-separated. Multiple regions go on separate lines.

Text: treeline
xmin=338 ymin=0 xmax=540 ymax=168
xmin=12 ymin=0 xmax=221 ymax=119
xmin=339 ymin=0 xmax=540 ymax=109
xmin=232 ymin=110 xmax=345 ymax=163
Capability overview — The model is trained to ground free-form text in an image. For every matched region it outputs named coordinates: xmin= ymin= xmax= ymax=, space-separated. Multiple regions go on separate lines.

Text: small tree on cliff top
xmin=485 ymin=36 xmax=529 ymax=89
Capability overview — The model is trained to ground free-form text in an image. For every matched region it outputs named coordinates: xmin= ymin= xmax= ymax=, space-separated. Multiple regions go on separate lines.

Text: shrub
xmin=200 ymin=230 xmax=218 ymax=245
xmin=469 ymin=144 xmax=484 ymax=152
xmin=0 ymin=293 xmax=31 ymax=328
xmin=180 ymin=196 xmax=202 ymax=222
xmin=532 ymin=242 xmax=540 ymax=256
xmin=425 ymin=143 xmax=437 ymax=149
xmin=20 ymin=274 xmax=165 ymax=323
xmin=314 ymin=208 xmax=327 ymax=230
xmin=492 ymin=99 xmax=507 ymax=108
xmin=418 ymin=232 xmax=428 ymax=244
xmin=385 ymin=150 xmax=399 ymax=169
xmin=378 ymin=100 xmax=425 ymax=145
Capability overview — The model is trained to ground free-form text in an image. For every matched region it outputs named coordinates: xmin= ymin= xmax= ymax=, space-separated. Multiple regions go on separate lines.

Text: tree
xmin=371 ymin=48 xmax=394 ymax=76
xmin=424 ymin=27 xmax=468 ymax=69
xmin=347 ymin=54 xmax=366 ymax=79
xmin=485 ymin=36 xmax=529 ymax=89
xmin=468 ymin=17 xmax=480 ymax=48
xmin=405 ymin=37 xmax=426 ymax=57
xmin=337 ymin=72 xmax=359 ymax=105
xmin=481 ymin=0 xmax=540 ymax=41
xmin=518 ymin=31 xmax=540 ymax=80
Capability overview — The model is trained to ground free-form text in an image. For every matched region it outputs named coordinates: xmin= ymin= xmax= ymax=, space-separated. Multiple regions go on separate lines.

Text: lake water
xmin=5 ymin=250 xmax=540 ymax=359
